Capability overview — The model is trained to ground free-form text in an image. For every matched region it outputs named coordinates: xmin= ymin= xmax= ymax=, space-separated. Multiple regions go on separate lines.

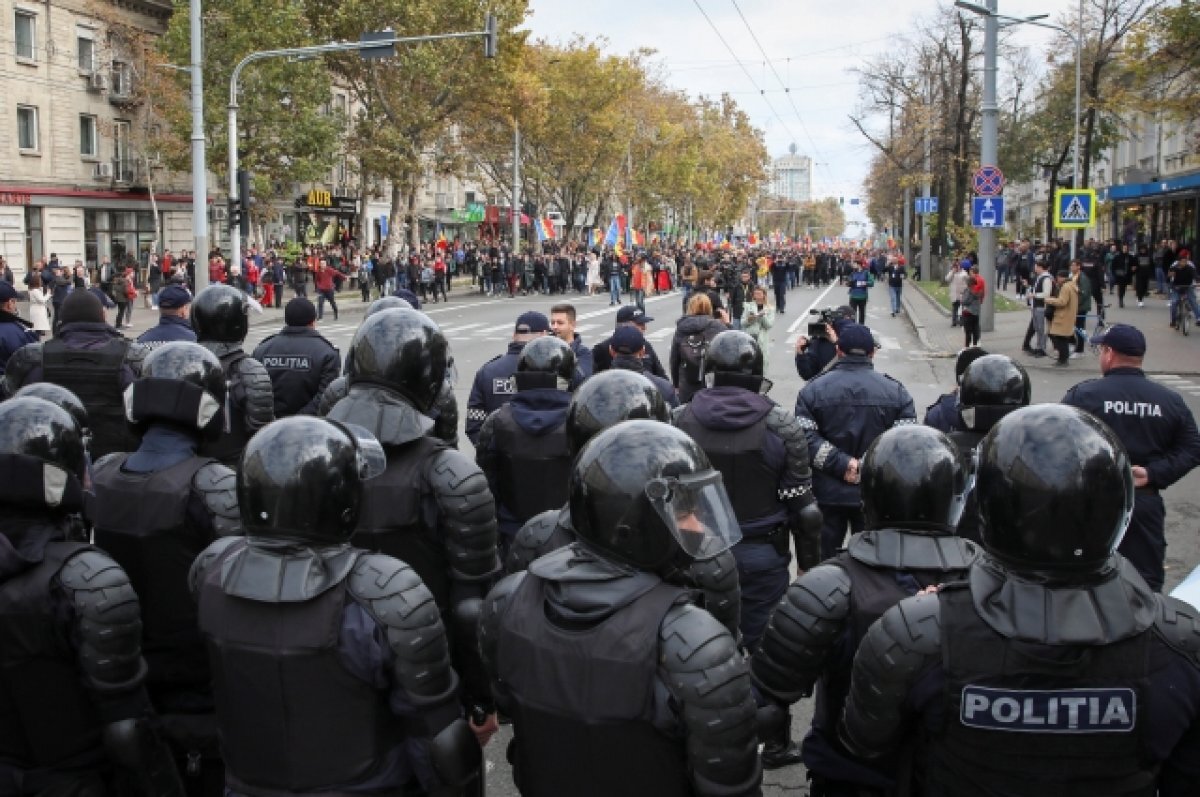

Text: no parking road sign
xmin=1054 ymin=189 xmax=1097 ymax=229
xmin=973 ymin=165 xmax=1005 ymax=196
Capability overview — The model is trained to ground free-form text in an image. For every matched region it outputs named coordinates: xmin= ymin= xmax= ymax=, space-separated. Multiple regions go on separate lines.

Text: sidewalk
xmin=902 ymin=282 xmax=1200 ymax=376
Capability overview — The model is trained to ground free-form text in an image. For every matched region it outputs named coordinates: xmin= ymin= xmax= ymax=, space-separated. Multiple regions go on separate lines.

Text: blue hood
xmin=689 ymin=386 xmax=773 ymax=431
xmin=511 ymin=388 xmax=570 ymax=435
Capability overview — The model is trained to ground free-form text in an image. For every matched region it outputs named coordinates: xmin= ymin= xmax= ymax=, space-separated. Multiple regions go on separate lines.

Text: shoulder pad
xmin=1155 ymin=595 xmax=1200 ymax=665
xmin=59 ymin=548 xmax=135 ymax=595
xmin=124 ymin=342 xmax=149 ymax=375
xmin=193 ymin=461 xmax=241 ymax=535
xmin=347 ymin=553 xmax=442 ymax=631
xmin=506 ymin=509 xmax=572 ymax=574
xmin=189 ymin=536 xmax=243 ymax=597
xmin=58 ymin=548 xmax=147 ymax=688
xmin=428 ymin=448 xmax=500 ymax=581
xmin=659 ymin=601 xmax=740 ymax=675
xmin=765 ymin=402 xmax=804 ymax=436
xmin=788 ymin=562 xmax=854 ymax=618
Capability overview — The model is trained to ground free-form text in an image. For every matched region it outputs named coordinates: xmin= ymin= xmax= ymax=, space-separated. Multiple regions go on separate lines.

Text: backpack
xmin=680 ymin=326 xmax=718 ymax=384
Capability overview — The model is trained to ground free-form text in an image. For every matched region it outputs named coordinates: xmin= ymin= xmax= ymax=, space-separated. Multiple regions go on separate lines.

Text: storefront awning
xmin=1099 ymin=170 xmax=1200 ymax=202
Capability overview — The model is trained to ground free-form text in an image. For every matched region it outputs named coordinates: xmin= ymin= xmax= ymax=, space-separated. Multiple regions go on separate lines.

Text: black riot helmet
xmin=0 ymin=397 xmax=87 ymax=511
xmin=191 ymin=284 xmax=250 ymax=343
xmin=125 ymin=342 xmax=227 ymax=433
xmin=237 ymin=416 xmax=385 ymax=543
xmin=957 ymin=354 xmax=1031 ymax=432
xmin=565 ymin=369 xmax=668 ymax=457
xmin=976 ymin=404 xmax=1133 ymax=578
xmin=703 ymin=330 xmax=765 ymax=392
xmin=516 ymin=336 xmax=575 ymax=391
xmin=348 ymin=308 xmax=448 ymax=412
xmin=569 ymin=420 xmax=741 ymax=572
xmin=14 ymin=383 xmax=91 ymax=452
xmin=365 ymin=296 xmax=413 ymax=317
xmin=862 ymin=425 xmax=970 ymax=535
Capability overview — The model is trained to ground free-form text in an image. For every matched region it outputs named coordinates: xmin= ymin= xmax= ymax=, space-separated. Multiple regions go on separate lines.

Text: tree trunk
xmin=407 ymin=183 xmax=420 ymax=253
xmin=384 ymin=183 xmax=404 ymax=258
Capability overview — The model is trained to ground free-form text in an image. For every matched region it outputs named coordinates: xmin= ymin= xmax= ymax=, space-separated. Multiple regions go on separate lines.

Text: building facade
xmin=766 ymin=144 xmax=812 ymax=203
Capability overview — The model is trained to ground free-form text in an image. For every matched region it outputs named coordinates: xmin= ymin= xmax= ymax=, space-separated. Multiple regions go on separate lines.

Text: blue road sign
xmin=915 ymin=197 xmax=939 ymax=214
xmin=1054 ymin=189 xmax=1097 ymax=229
xmin=971 ymin=196 xmax=1004 ymax=228
xmin=973 ymin=165 xmax=1005 ymax=196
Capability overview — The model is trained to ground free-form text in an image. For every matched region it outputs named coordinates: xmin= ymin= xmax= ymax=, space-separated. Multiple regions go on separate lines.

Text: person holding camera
xmin=794 ymin=307 xmax=852 ymax=380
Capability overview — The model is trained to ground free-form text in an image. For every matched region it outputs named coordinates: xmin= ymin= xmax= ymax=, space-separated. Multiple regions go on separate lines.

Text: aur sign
xmin=294 ymin=187 xmax=358 ymax=217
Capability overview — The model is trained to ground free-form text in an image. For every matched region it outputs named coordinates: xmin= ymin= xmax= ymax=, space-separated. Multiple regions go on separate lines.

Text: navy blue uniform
xmin=466 ymin=341 xmax=524 ymax=445
xmin=592 ymin=333 xmax=667 ymax=378
xmin=0 ymin=309 xmax=38 ymax=383
xmin=568 ymin=334 xmax=594 ymax=379
xmin=136 ymin=315 xmax=196 ymax=348
xmin=1063 ymin=367 xmax=1200 ymax=590
xmin=252 ymin=326 xmax=341 ymax=418
xmin=795 ymin=356 xmax=916 ymax=558
xmin=923 ymin=390 xmax=962 ymax=433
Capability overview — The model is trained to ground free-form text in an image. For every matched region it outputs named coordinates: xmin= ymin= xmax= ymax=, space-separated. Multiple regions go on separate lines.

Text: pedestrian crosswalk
xmin=1150 ymin=374 xmax=1200 ymax=397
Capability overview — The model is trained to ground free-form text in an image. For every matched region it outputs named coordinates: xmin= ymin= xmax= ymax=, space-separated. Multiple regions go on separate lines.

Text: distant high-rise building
xmin=767 ymin=144 xmax=812 ymax=203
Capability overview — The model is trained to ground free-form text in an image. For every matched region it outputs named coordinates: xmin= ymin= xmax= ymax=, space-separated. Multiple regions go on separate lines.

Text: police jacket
xmin=328 ymin=383 xmax=500 ymax=708
xmin=476 ymin=387 xmax=571 ymax=539
xmin=923 ymin=390 xmax=962 ymax=434
xmin=466 ymin=340 xmax=524 ymax=444
xmin=569 ymin=334 xmax=594 ymax=378
xmin=252 ymin=325 xmax=341 ymax=417
xmin=4 ymin=322 xmax=142 ymax=458
xmin=612 ymin=353 xmax=679 ymax=407
xmin=480 ymin=545 xmax=762 ymax=797
xmin=89 ymin=426 xmax=240 ymax=710
xmin=0 ymin=309 xmax=37 ymax=383
xmin=592 ymin=330 xmax=667 ymax=378
xmin=136 ymin=314 xmax=197 ymax=348
xmin=0 ymin=511 xmax=156 ymax=787
xmin=794 ymin=336 xmax=837 ymax=381
xmin=1062 ymin=367 xmax=1200 ymax=492
xmin=197 ymin=341 xmax=275 ymax=466
xmin=190 ymin=537 xmax=469 ymax=795
xmin=795 ymin=356 xmax=917 ymax=507
xmin=753 ymin=530 xmax=978 ymax=790
xmin=839 ymin=555 xmax=1200 ymax=797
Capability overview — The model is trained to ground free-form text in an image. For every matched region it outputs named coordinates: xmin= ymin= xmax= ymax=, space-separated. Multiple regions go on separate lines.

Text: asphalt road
xmin=116 ymin=278 xmax=1199 ymax=795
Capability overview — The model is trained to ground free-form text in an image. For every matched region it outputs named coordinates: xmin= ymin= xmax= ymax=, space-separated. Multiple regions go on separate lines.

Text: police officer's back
xmin=5 ymin=290 xmax=141 ymax=458
xmin=795 ymin=323 xmax=916 ymax=559
xmin=840 ymin=405 xmax=1200 ymax=796
xmin=136 ymin=285 xmax=196 ymax=348
xmin=465 ymin=311 xmax=549 ymax=444
xmin=0 ymin=398 xmax=182 ymax=795
xmin=479 ymin=422 xmax=762 ymax=797
xmin=476 ymin=337 xmax=574 ymax=549
xmin=327 ymin=309 xmax=501 ymax=729
xmin=190 ymin=417 xmax=481 ymax=796
xmin=947 ymin=354 xmax=1031 ymax=543
xmin=753 ymin=426 xmax=979 ymax=795
xmin=191 ymin=285 xmax=274 ymax=466
xmin=1062 ymin=324 xmax=1200 ymax=591
xmin=251 ymin=297 xmax=340 ymax=417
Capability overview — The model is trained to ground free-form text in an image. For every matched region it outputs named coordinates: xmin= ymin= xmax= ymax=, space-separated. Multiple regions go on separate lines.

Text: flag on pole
xmin=535 ymin=218 xmax=555 ymax=242
xmin=604 ymin=215 xmax=626 ymax=247
xmin=591 ymin=228 xmax=603 ymax=247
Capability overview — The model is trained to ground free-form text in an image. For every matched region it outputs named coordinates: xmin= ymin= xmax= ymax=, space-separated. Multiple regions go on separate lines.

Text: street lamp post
xmin=190 ymin=0 xmax=207 ymax=290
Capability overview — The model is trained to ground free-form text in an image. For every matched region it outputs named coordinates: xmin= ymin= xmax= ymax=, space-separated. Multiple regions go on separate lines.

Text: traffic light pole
xmin=226 ymin=18 xmax=497 ymax=273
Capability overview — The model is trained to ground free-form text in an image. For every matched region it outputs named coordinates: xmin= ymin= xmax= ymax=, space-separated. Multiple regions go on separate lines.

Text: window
xmin=77 ymin=34 xmax=95 ymax=72
xmin=111 ymin=60 xmax=130 ymax=96
xmin=15 ymin=11 xmax=36 ymax=61
xmin=17 ymin=105 xmax=38 ymax=151
xmin=114 ymin=119 xmax=131 ymax=179
xmin=80 ymin=114 xmax=97 ymax=157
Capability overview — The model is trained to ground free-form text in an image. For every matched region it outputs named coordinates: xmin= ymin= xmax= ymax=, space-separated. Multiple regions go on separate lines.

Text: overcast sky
xmin=524 ymin=0 xmax=1085 ymax=225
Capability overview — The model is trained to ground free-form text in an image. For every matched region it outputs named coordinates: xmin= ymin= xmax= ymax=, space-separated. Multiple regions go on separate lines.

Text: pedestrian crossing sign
xmin=1054 ymin=189 xmax=1097 ymax=229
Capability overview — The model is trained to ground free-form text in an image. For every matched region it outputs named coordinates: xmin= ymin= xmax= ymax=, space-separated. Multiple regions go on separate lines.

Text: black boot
xmin=760 ymin=705 xmax=803 ymax=770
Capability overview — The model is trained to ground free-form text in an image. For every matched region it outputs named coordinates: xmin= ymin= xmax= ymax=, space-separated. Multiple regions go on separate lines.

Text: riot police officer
xmin=672 ymin=330 xmax=821 ymax=768
xmin=190 ymin=417 xmax=481 ymax=796
xmin=13 ymin=382 xmax=95 ymax=496
xmin=753 ymin=425 xmax=979 ymax=795
xmin=476 ymin=336 xmax=574 ymax=554
xmin=0 ymin=397 xmax=182 ymax=795
xmin=88 ymin=342 xmax=241 ymax=795
xmin=251 ymin=297 xmax=341 ymax=417
xmin=465 ymin=310 xmax=549 ymax=444
xmin=1062 ymin=324 xmax=1200 ymax=591
xmin=4 ymin=289 xmax=142 ymax=457
xmin=326 ymin=308 xmax=501 ymax=738
xmin=137 ymin=284 xmax=196 ymax=348
xmin=923 ymin=346 xmax=989 ymax=434
xmin=839 ymin=404 xmax=1200 ymax=795
xmin=479 ymin=421 xmax=762 ymax=796
xmin=191 ymin=284 xmax=275 ymax=466
xmin=947 ymin=354 xmax=1031 ymax=542
xmin=795 ymin=323 xmax=917 ymax=559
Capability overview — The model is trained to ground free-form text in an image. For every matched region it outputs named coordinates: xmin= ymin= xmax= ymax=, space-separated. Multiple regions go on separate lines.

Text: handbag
xmin=125 ymin=280 xmax=137 ymax=300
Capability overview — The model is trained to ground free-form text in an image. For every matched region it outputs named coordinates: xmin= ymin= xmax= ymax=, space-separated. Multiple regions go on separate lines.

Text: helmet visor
xmin=645 ymin=470 xmax=741 ymax=560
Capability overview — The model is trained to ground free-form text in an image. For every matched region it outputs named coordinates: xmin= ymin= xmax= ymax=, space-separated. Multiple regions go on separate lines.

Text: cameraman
xmin=795 ymin=307 xmax=854 ymax=380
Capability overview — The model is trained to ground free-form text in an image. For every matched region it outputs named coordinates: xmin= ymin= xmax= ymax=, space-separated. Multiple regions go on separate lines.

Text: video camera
xmin=808 ymin=307 xmax=842 ymax=338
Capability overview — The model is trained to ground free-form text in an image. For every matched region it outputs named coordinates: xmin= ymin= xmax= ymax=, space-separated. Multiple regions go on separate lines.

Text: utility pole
xmin=190 ymin=0 xmax=207 ymax=290
xmin=921 ymin=77 xmax=932 ymax=281
xmin=976 ymin=0 xmax=1000 ymax=333
xmin=903 ymin=186 xmax=912 ymax=268
xmin=512 ymin=122 xmax=520 ymax=250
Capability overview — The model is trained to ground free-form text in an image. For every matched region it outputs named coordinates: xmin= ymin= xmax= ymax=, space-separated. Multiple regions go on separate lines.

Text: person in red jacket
xmin=961 ymin=266 xmax=986 ymax=347
xmin=313 ymin=259 xmax=338 ymax=321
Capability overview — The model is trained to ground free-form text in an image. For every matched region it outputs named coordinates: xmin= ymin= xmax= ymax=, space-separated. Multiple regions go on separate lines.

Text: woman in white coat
xmin=740 ymin=285 xmax=776 ymax=372
xmin=27 ymin=273 xmax=52 ymax=337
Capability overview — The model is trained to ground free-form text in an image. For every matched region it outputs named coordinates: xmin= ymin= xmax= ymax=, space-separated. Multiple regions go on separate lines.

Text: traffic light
xmin=237 ymin=169 xmax=253 ymax=240
xmin=227 ymin=198 xmax=241 ymax=232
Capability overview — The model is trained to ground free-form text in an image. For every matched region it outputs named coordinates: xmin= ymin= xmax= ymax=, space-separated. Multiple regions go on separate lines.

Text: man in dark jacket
xmin=795 ymin=324 xmax=917 ymax=559
xmin=4 ymin=290 xmax=142 ymax=457
xmin=466 ymin=311 xmax=549 ymax=444
xmin=0 ymin=281 xmax=38 ymax=385
xmin=252 ymin=297 xmax=341 ymax=417
xmin=549 ymin=303 xmax=593 ymax=378
xmin=591 ymin=305 xmax=667 ymax=377
xmin=609 ymin=326 xmax=678 ymax=407
xmin=136 ymin=285 xmax=196 ymax=348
